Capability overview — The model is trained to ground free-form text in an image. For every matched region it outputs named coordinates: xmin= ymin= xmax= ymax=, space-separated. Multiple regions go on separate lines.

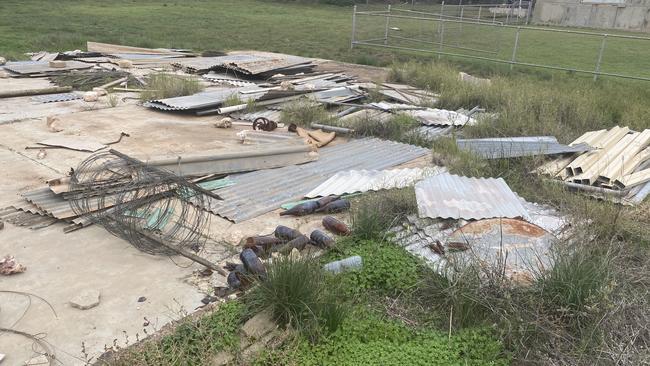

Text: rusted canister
xmin=310 ymin=230 xmax=335 ymax=249
xmin=315 ymin=199 xmax=350 ymax=213
xmin=227 ymin=271 xmax=242 ymax=289
xmin=279 ymin=200 xmax=319 ymax=216
xmin=276 ymin=235 xmax=310 ymax=255
xmin=244 ymin=235 xmax=282 ymax=249
xmin=274 ymin=225 xmax=303 ymax=241
xmin=240 ymin=248 xmax=267 ymax=277
xmin=322 ymin=216 xmax=351 ymax=236
xmin=316 ymin=195 xmax=341 ymax=208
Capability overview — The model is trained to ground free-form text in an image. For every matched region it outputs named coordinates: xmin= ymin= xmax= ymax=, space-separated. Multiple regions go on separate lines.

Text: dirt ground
xmin=0 ymin=57 xmax=408 ymax=365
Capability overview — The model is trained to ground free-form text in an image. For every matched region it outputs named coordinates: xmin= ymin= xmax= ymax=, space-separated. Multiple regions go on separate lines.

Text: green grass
xmin=3 ymin=0 xmax=650 ymax=83
xmin=247 ymin=256 xmax=348 ymax=342
xmin=139 ymin=73 xmax=204 ymax=101
xmin=107 ymin=301 xmax=245 ymax=366
xmin=255 ymin=310 xmax=510 ymax=366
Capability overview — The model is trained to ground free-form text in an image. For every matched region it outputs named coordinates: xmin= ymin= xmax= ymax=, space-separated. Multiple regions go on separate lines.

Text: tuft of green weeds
xmin=247 ymin=256 xmax=348 ymax=342
xmin=279 ymin=99 xmax=334 ymax=127
xmin=139 ymin=73 xmax=203 ymax=101
xmin=222 ymin=93 xmax=245 ymax=107
xmin=108 ymin=301 xmax=245 ymax=366
xmin=350 ymin=188 xmax=418 ymax=241
xmin=254 ymin=309 xmax=510 ymax=366
xmin=324 ymin=238 xmax=421 ymax=297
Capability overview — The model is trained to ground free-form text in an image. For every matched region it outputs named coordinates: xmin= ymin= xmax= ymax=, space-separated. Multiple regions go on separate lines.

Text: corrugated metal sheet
xmin=457 ymin=137 xmax=593 ymax=159
xmin=32 ymin=93 xmax=82 ymax=103
xmin=415 ymin=173 xmax=529 ymax=220
xmin=22 ymin=187 xmax=76 ymax=219
xmin=3 ymin=61 xmax=93 ymax=75
xmin=404 ymin=108 xmax=476 ymax=126
xmin=231 ymin=109 xmax=283 ymax=123
xmin=173 ymin=53 xmax=313 ymax=75
xmin=203 ymin=72 xmax=257 ymax=87
xmin=205 ymin=138 xmax=430 ymax=222
xmin=416 ymin=126 xmax=455 ymax=140
xmin=143 ymin=87 xmax=261 ymax=111
xmin=304 ymin=167 xmax=444 ymax=198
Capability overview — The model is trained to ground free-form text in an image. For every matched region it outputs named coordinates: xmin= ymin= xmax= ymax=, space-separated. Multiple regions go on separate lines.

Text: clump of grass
xmin=139 ymin=73 xmax=203 ymax=101
xmin=351 ymin=188 xmax=417 ymax=241
xmin=334 ymin=112 xmax=431 ymax=147
xmin=107 ymin=301 xmax=245 ymax=366
xmin=247 ymin=256 xmax=347 ymax=342
xmin=389 ymin=61 xmax=650 ymax=141
xmin=106 ymin=92 xmax=119 ymax=108
xmin=279 ymin=100 xmax=334 ymax=127
xmin=222 ymin=93 xmax=244 ymax=107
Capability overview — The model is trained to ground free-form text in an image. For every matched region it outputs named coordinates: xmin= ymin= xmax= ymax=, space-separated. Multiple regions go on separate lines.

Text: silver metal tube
xmin=311 ymin=123 xmax=355 ymax=134
xmin=511 ymin=27 xmax=521 ymax=70
xmin=478 ymin=5 xmax=482 ymax=20
xmin=594 ymin=34 xmax=608 ymax=81
xmin=525 ymin=0 xmax=532 ymax=25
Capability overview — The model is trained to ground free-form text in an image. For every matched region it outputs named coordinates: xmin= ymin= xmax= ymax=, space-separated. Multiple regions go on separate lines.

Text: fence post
xmin=525 ymin=1 xmax=532 ymax=25
xmin=506 ymin=3 xmax=511 ymax=24
xmin=438 ymin=2 xmax=445 ymax=60
xmin=459 ymin=6 xmax=464 ymax=39
xmin=594 ymin=34 xmax=608 ymax=81
xmin=384 ymin=4 xmax=391 ymax=45
xmin=510 ymin=27 xmax=521 ymax=70
xmin=478 ymin=5 xmax=482 ymax=21
xmin=517 ymin=0 xmax=523 ymax=23
xmin=351 ymin=5 xmax=357 ymax=49
xmin=493 ymin=6 xmax=497 ymax=23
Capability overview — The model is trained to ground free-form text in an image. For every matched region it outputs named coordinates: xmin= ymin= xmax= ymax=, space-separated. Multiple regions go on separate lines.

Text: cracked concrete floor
xmin=0 ymin=88 xmax=325 ymax=365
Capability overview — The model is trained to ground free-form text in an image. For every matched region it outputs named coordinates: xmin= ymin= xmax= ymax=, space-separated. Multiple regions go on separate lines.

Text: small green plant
xmin=222 ymin=93 xmax=244 ymax=107
xmin=324 ymin=238 xmax=421 ymax=297
xmin=108 ymin=301 xmax=245 ymax=366
xmin=279 ymin=100 xmax=333 ymax=127
xmin=248 ymin=256 xmax=347 ymax=342
xmin=106 ymin=92 xmax=119 ymax=108
xmin=351 ymin=188 xmax=417 ymax=241
xmin=255 ymin=310 xmax=509 ymax=365
xmin=139 ymin=73 xmax=203 ymax=101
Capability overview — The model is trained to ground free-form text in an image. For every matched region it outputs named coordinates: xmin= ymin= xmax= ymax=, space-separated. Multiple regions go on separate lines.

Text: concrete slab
xmin=0 ymin=223 xmax=206 ymax=365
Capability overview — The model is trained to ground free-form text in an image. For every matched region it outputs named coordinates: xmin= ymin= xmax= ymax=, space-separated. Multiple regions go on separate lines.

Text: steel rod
xmin=594 ymin=34 xmax=608 ymax=81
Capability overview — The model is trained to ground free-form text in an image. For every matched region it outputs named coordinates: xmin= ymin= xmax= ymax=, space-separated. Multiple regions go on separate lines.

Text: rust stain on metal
xmin=451 ymin=218 xmax=547 ymax=238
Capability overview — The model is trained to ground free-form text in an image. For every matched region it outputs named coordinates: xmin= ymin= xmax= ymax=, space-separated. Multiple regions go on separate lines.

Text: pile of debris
xmin=535 ymin=126 xmax=650 ymax=204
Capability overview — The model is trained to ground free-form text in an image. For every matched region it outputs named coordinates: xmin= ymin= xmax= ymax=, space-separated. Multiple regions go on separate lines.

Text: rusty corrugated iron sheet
xmin=415 ymin=173 xmax=529 ymax=220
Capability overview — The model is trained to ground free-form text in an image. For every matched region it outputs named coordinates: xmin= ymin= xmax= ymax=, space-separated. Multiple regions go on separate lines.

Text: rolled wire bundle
xmin=68 ymin=149 xmax=219 ymax=255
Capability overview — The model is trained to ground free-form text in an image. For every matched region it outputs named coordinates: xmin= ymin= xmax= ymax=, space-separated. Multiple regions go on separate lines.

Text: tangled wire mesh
xmin=68 ymin=150 xmax=219 ymax=255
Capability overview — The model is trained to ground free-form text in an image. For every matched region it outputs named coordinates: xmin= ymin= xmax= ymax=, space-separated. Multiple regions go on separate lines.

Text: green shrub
xmin=247 ymin=256 xmax=347 ymax=341
xmin=139 ymin=73 xmax=203 ymax=101
xmin=279 ymin=100 xmax=333 ymax=127
xmin=351 ymin=188 xmax=418 ymax=240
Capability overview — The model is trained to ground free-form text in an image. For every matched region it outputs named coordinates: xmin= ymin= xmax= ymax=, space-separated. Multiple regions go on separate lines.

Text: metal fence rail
xmin=351 ymin=5 xmax=650 ymax=82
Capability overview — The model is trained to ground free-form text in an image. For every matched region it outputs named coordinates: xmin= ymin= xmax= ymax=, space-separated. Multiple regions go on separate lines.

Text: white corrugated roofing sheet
xmin=304 ymin=167 xmax=445 ymax=198
xmin=415 ymin=173 xmax=529 ymax=220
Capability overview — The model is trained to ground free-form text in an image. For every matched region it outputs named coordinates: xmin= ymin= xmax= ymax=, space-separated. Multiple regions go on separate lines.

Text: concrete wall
xmin=533 ymin=0 xmax=650 ymax=32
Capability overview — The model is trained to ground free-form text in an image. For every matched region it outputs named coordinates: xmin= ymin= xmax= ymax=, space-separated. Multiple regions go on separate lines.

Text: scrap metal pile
xmin=2 ymin=41 xmax=648 ymax=294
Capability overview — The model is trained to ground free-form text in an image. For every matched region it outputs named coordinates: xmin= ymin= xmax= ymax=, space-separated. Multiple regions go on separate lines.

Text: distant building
xmin=533 ymin=0 xmax=650 ymax=32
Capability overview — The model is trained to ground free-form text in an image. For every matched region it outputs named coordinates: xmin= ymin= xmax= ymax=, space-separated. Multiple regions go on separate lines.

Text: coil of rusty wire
xmin=68 ymin=150 xmax=220 ymax=255
xmin=252 ymin=117 xmax=277 ymax=131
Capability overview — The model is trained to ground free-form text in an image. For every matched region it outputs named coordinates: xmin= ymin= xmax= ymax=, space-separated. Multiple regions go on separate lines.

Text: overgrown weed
xmin=247 ymin=256 xmax=347 ymax=342
xmin=139 ymin=73 xmax=203 ymax=101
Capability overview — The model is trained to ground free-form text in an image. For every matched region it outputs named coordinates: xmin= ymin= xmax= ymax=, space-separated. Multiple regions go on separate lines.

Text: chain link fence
xmin=351 ymin=4 xmax=650 ymax=82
